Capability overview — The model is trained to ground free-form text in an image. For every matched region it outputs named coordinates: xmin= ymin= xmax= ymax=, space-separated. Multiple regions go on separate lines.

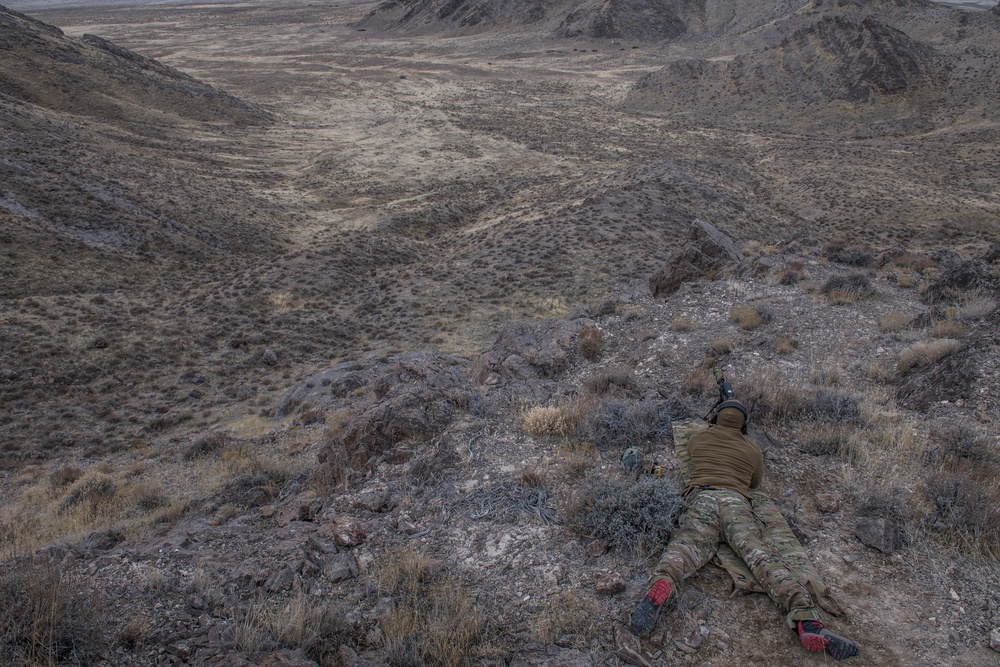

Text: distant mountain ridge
xmin=355 ymin=0 xmax=810 ymax=39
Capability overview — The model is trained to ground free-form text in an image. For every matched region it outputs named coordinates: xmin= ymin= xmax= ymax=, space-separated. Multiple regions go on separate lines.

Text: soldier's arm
xmin=750 ymin=449 xmax=764 ymax=489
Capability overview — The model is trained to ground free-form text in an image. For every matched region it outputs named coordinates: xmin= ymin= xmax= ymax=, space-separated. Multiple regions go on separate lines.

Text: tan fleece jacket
xmin=683 ymin=407 xmax=763 ymax=499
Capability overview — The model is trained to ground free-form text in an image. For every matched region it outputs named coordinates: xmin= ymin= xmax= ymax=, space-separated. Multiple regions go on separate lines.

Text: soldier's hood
xmin=717 ymin=406 xmax=746 ymax=430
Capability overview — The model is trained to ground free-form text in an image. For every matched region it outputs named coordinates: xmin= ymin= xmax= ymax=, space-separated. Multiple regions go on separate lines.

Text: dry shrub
xmin=892 ymin=253 xmax=936 ymax=271
xmin=577 ymin=326 xmax=605 ymax=361
xmin=729 ymin=303 xmax=765 ymax=330
xmin=823 ymin=238 xmax=874 ymax=267
xmin=773 ymin=337 xmax=797 ymax=354
xmin=558 ymin=445 xmax=599 ymax=480
xmin=583 ymin=365 xmax=638 ymax=396
xmin=740 ymin=369 xmax=805 ymax=424
xmin=585 ymin=399 xmax=675 ymax=452
xmin=184 ymin=431 xmax=228 ymax=461
xmin=532 ymin=591 xmax=600 ymax=647
xmin=897 ymin=339 xmax=961 ymax=375
xmin=777 ymin=261 xmax=807 ymax=285
xmin=669 ymin=316 xmax=697 ymax=332
xmin=522 ymin=402 xmax=582 ymax=439
xmin=49 ymin=466 xmax=83 ymax=489
xmin=0 ymin=559 xmax=103 ymax=665
xmin=807 ymin=391 xmax=861 ymax=423
xmin=566 ymin=475 xmax=683 ymax=556
xmin=821 ymin=273 xmax=877 ymax=305
xmin=379 ymin=549 xmax=485 ymax=667
xmin=929 ymin=320 xmax=966 ymax=339
xmin=796 ymin=422 xmax=856 ymax=457
xmin=518 ymin=466 xmax=546 ymax=489
xmin=922 ymin=461 xmax=1000 ymax=559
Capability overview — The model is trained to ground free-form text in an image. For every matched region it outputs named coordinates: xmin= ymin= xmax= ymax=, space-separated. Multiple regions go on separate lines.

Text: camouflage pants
xmin=650 ymin=489 xmax=821 ymax=627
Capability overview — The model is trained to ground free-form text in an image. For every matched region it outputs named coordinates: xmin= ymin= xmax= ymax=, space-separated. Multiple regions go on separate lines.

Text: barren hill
xmin=0 ymin=4 xmax=280 ymax=297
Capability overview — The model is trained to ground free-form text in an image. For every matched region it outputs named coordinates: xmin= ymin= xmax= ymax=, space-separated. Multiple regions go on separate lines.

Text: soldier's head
xmin=711 ymin=400 xmax=748 ymax=434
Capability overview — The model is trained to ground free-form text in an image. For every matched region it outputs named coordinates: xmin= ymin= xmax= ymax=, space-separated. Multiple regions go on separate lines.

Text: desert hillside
xmin=1 ymin=1 xmax=998 ymax=666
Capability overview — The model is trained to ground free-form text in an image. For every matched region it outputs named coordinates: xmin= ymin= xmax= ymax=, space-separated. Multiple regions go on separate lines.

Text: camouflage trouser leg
xmin=649 ymin=491 xmax=722 ymax=595
xmin=716 ymin=491 xmax=821 ymax=628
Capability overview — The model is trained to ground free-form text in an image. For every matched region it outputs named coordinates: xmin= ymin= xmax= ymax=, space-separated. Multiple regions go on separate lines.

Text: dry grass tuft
xmin=897 ymin=339 xmax=962 ymax=375
xmin=729 ymin=303 xmax=766 ymax=330
xmin=522 ymin=401 xmax=583 ymax=439
xmin=518 ymin=466 xmax=547 ymax=490
xmin=709 ymin=338 xmax=735 ymax=355
xmin=773 ymin=337 xmax=797 ymax=354
xmin=929 ymin=320 xmax=966 ymax=339
xmin=669 ymin=315 xmax=698 ymax=332
xmin=958 ymin=293 xmax=997 ymax=320
xmin=231 ymin=594 xmax=349 ymax=661
xmin=683 ymin=367 xmax=716 ymax=397
xmin=878 ymin=311 xmax=911 ymax=333
xmin=577 ymin=325 xmax=604 ymax=361
xmin=0 ymin=559 xmax=104 ymax=665
xmin=557 ymin=444 xmax=599 ymax=480
xmin=741 ymin=369 xmax=805 ymax=424
xmin=379 ymin=548 xmax=485 ymax=667
xmin=809 ymin=361 xmax=843 ymax=387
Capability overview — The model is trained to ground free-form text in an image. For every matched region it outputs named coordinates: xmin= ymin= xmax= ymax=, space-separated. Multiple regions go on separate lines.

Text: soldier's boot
xmin=797 ymin=620 xmax=860 ymax=660
xmin=630 ymin=579 xmax=672 ymax=637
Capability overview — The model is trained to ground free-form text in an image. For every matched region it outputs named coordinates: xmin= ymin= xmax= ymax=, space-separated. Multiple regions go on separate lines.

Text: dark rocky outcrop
xmin=920 ymin=255 xmax=998 ymax=304
xmin=648 ymin=219 xmax=745 ymax=299
xmin=897 ymin=342 xmax=979 ymax=411
xmin=627 ymin=14 xmax=943 ymax=133
xmin=309 ymin=352 xmax=479 ymax=472
xmin=474 ymin=318 xmax=586 ymax=383
xmin=855 ymin=516 xmax=902 ymax=554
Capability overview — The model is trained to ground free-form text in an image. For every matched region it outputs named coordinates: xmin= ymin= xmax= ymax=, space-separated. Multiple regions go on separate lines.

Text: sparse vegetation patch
xmin=566 ymin=475 xmax=683 ymax=556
